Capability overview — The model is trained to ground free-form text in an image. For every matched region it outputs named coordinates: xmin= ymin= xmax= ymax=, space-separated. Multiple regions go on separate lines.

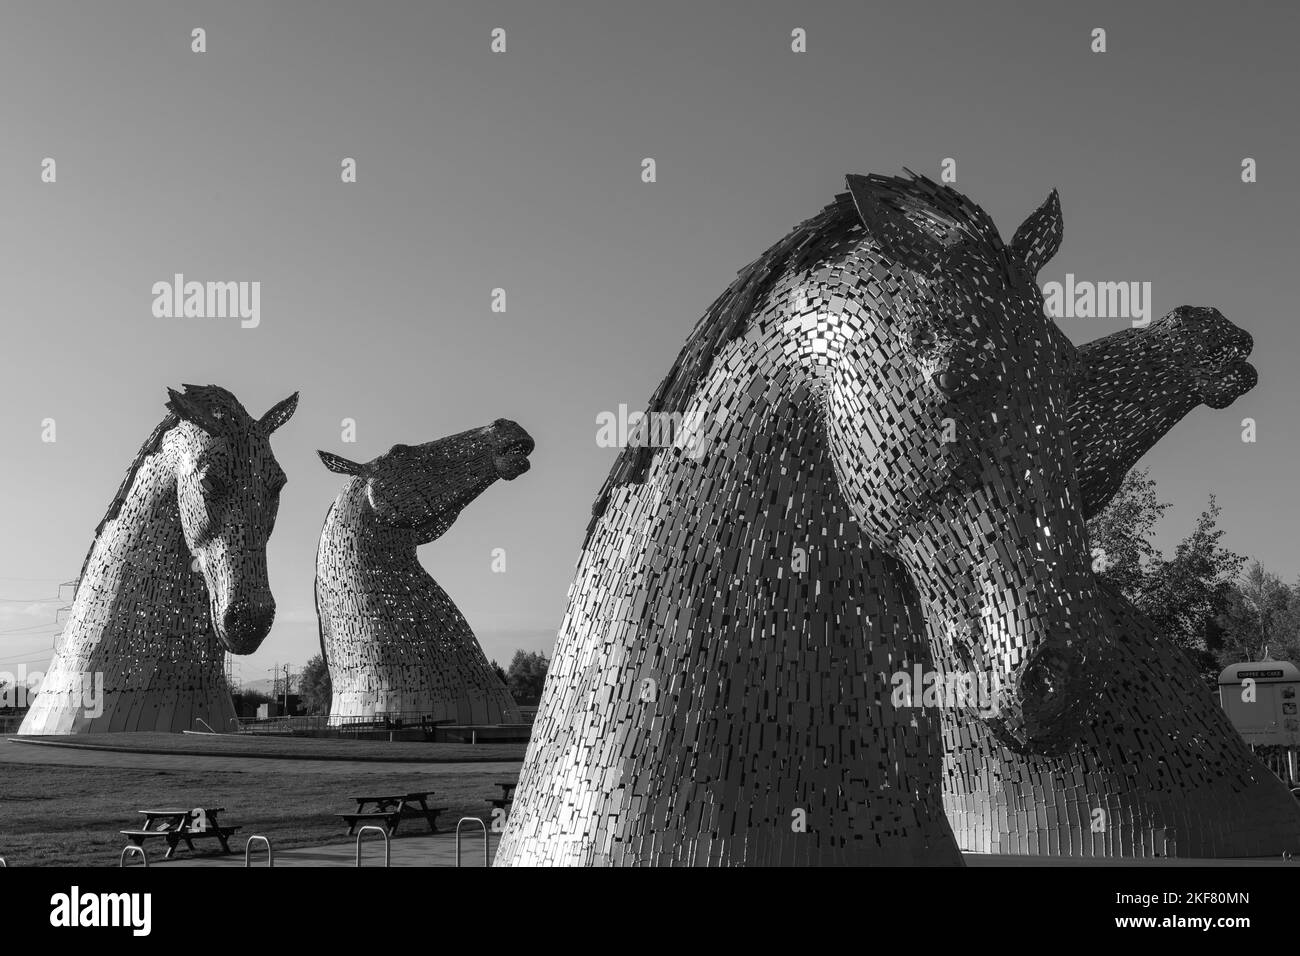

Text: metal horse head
xmin=317 ymin=419 xmax=534 ymax=544
xmin=820 ymin=173 xmax=1110 ymax=751
xmin=166 ymin=384 xmax=297 ymax=654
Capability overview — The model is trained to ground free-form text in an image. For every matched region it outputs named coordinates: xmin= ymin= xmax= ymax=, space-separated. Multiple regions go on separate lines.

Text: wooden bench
xmin=400 ymin=799 xmax=448 ymax=833
xmin=338 ymin=793 xmax=447 ymax=835
xmin=487 ymin=781 xmax=517 ymax=814
xmin=336 ymin=810 xmax=402 ymax=836
xmin=486 ymin=794 xmax=513 ymax=828
xmin=120 ymin=808 xmax=238 ymax=860
xmin=120 ymin=826 xmax=241 ymax=859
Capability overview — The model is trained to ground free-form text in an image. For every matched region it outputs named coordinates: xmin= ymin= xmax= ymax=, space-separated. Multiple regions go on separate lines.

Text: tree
xmin=1285 ymin=578 xmax=1300 ymax=651
xmin=1137 ymin=496 xmax=1244 ymax=685
xmin=489 ymin=659 xmax=508 ymax=686
xmin=1087 ymin=475 xmax=1248 ymax=687
xmin=230 ymin=686 xmax=274 ymax=719
xmin=1085 ymin=467 xmax=1170 ymax=603
xmin=298 ymin=654 xmax=332 ymax=716
xmin=506 ymin=650 xmax=550 ymax=706
xmin=1217 ymin=562 xmax=1297 ymax=665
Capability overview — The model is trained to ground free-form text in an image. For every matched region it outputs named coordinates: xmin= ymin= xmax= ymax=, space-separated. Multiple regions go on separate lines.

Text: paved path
xmin=153 ymin=835 xmax=1292 ymax=868
xmin=0 ymin=738 xmax=521 ymax=777
xmin=965 ymin=853 xmax=1292 ymax=867
xmin=158 ymin=830 xmax=502 ymax=868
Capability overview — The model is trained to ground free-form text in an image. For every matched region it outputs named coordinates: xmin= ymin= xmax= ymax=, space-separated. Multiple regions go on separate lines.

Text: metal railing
xmin=119 ymin=846 xmax=148 ymax=867
xmin=456 ymin=817 xmax=488 ymax=867
xmin=355 ymin=825 xmax=390 ymax=867
xmin=245 ymin=835 xmax=273 ymax=867
xmin=0 ymin=715 xmax=25 ymax=734
xmin=235 ymin=712 xmax=460 ymax=736
xmin=229 ymin=712 xmax=534 ymax=738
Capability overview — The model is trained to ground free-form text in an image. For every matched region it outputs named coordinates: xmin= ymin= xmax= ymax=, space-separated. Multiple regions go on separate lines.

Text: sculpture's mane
xmin=75 ymin=385 xmax=254 ymax=591
xmin=584 ymin=171 xmax=997 ymax=542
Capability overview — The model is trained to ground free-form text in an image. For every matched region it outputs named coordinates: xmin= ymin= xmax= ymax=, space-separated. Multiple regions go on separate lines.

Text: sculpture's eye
xmin=365 ymin=481 xmax=389 ymax=515
xmin=199 ymin=472 xmax=227 ymax=498
xmin=910 ymin=325 xmax=939 ymax=350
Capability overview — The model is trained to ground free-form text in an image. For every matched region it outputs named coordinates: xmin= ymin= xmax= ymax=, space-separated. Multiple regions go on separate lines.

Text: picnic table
xmin=120 ymin=807 xmax=239 ymax=860
xmin=337 ymin=792 xmax=446 ymax=836
xmin=487 ymin=781 xmax=517 ymax=813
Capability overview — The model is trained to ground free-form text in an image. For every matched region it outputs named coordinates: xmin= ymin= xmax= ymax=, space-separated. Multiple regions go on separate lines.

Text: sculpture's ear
xmin=317 ymin=450 xmax=368 ymax=476
xmin=1009 ymin=189 xmax=1063 ymax=277
xmin=846 ymin=173 xmax=946 ymax=273
xmin=258 ymin=391 xmax=299 ymax=434
xmin=166 ymin=386 xmax=221 ymax=434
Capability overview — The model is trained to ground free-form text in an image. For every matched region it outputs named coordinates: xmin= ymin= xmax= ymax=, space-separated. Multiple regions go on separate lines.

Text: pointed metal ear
xmin=166 ymin=387 xmax=221 ymax=433
xmin=1010 ymin=189 xmax=1063 ymax=277
xmin=258 ymin=391 xmax=300 ymax=434
xmin=317 ymin=450 xmax=368 ymax=476
xmin=846 ymin=173 xmax=946 ymax=273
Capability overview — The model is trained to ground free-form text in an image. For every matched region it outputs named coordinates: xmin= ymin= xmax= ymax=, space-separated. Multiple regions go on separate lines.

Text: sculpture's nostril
xmin=1207 ymin=322 xmax=1252 ymax=363
xmin=1005 ymin=642 xmax=1086 ymax=747
xmin=493 ymin=420 xmax=534 ymax=455
xmin=222 ymin=599 xmax=275 ymax=650
xmin=1232 ymin=328 xmax=1253 ymax=356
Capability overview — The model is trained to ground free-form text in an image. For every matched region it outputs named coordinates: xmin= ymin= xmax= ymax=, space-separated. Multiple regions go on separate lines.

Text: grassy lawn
xmin=0 ymin=738 xmax=524 ymax=866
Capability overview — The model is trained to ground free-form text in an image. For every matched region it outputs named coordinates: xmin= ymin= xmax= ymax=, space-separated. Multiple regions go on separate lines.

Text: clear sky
xmin=1 ymin=0 xmax=1296 ymax=687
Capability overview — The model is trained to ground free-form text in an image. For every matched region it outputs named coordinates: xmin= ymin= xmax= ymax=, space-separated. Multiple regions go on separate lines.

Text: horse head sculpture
xmin=315 ymin=419 xmax=533 ymax=725
xmin=499 ymin=172 xmax=1295 ymax=865
xmin=814 ymin=175 xmax=1104 ymax=751
xmin=318 ymin=419 xmax=534 ymax=542
xmin=19 ymin=384 xmax=297 ymax=735
xmin=167 ymin=385 xmax=298 ymax=653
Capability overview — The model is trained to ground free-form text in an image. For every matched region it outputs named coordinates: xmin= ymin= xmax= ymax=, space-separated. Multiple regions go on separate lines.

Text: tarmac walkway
xmin=157 ymin=829 xmax=502 ymax=867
